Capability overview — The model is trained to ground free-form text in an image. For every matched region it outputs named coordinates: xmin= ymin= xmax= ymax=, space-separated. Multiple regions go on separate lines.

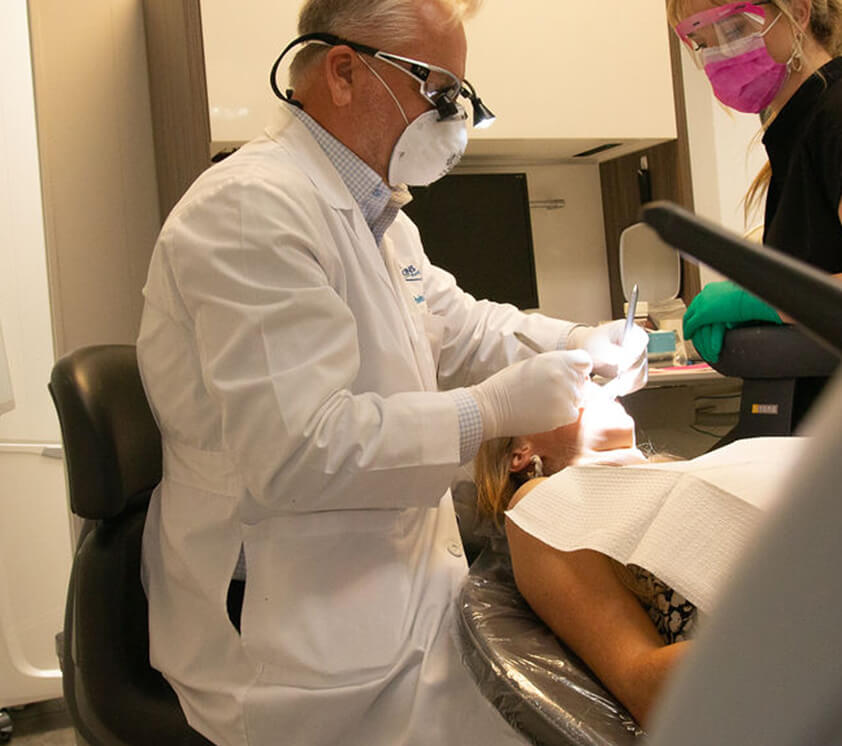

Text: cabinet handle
xmin=0 ymin=442 xmax=63 ymax=458
xmin=529 ymin=199 xmax=566 ymax=210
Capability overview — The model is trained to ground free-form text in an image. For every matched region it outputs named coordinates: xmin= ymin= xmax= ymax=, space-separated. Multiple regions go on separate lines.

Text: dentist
xmin=137 ymin=0 xmax=648 ymax=744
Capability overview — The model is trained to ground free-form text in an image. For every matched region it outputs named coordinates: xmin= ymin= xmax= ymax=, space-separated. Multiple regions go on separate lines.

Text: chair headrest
xmin=49 ymin=345 xmax=162 ymax=520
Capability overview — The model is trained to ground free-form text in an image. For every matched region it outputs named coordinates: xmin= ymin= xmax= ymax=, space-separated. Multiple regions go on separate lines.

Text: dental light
xmin=459 ymin=79 xmax=495 ymax=129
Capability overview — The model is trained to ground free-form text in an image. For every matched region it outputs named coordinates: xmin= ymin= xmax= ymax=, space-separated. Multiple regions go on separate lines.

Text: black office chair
xmin=707 ymin=325 xmax=840 ymax=448
xmin=49 ymin=344 xmax=212 ymax=745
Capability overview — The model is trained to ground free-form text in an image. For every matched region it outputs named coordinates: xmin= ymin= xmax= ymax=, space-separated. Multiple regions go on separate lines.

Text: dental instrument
xmin=623 ymin=283 xmax=640 ymax=344
xmin=514 ymin=330 xmax=544 ymax=354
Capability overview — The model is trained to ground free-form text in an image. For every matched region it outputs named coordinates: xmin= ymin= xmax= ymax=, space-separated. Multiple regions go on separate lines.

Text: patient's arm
xmin=505 ymin=480 xmax=688 ymax=727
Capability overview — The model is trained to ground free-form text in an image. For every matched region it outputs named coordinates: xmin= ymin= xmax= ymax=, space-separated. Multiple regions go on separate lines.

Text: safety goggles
xmin=675 ymin=2 xmax=778 ymax=68
xmin=271 ymin=32 xmax=495 ymax=127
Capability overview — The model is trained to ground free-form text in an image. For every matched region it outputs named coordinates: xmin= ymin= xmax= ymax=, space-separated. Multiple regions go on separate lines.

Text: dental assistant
xmin=136 ymin=0 xmax=648 ymax=744
xmin=672 ymin=0 xmax=842 ymax=361
xmin=675 ymin=0 xmax=842 ymax=267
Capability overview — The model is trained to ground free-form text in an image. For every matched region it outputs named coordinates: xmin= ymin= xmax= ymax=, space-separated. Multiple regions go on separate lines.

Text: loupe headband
xmin=269 ymin=32 xmax=494 ymax=127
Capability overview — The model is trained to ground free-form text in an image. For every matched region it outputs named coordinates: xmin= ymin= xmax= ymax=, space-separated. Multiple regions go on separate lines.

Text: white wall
xmin=0 ymin=0 xmax=69 ymax=708
xmin=679 ymin=45 xmax=769 ymax=284
xmin=0 ymin=1 xmax=59 ymax=443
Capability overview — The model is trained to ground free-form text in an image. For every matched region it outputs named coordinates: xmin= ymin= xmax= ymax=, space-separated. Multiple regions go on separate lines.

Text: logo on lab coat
xmin=401 ymin=265 xmax=425 ymax=304
xmin=401 ymin=265 xmax=422 ymax=281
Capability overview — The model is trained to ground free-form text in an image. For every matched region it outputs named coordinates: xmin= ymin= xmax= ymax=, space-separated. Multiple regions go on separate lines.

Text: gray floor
xmin=2 ymin=700 xmax=75 ymax=746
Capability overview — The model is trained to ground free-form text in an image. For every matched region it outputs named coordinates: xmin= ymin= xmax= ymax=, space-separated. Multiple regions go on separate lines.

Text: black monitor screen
xmin=403 ymin=173 xmax=539 ymax=310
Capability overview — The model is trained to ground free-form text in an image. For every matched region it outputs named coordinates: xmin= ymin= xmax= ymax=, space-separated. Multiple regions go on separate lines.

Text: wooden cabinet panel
xmin=600 ymin=33 xmax=700 ymax=318
xmin=143 ymin=0 xmax=212 ymax=219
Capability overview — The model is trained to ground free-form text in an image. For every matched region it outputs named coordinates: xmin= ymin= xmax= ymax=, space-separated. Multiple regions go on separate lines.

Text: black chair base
xmin=713 ymin=376 xmax=830 ymax=449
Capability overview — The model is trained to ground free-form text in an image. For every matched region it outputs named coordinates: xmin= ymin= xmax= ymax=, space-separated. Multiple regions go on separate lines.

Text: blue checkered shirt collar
xmin=287 ymin=104 xmax=411 ymax=245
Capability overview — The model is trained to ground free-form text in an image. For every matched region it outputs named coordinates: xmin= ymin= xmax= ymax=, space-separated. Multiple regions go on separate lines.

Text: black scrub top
xmin=763 ymin=57 xmax=842 ymax=273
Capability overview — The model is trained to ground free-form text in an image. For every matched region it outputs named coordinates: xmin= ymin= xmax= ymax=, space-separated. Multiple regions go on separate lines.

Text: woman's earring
xmin=527 ymin=454 xmax=544 ymax=479
xmin=791 ymin=30 xmax=805 ymax=72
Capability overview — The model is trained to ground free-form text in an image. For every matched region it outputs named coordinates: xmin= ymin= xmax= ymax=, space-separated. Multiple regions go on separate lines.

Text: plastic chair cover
xmin=455 ymin=529 xmax=646 ymax=745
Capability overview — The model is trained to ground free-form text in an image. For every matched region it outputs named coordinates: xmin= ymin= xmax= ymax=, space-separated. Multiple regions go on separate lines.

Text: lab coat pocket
xmin=240 ymin=509 xmax=413 ymax=689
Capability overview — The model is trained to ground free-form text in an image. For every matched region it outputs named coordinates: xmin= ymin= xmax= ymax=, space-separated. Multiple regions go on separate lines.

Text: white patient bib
xmin=506 ymin=437 xmax=811 ymax=614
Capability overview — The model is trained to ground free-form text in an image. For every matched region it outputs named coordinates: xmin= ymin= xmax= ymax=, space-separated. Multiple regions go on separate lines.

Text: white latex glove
xmin=469 ymin=350 xmax=592 ymax=440
xmin=572 ymin=381 xmax=647 ymax=466
xmin=569 ymin=320 xmax=649 ymax=396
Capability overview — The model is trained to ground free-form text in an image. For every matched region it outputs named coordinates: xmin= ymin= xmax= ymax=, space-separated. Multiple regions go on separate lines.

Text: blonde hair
xmin=289 ymin=0 xmax=483 ymax=87
xmin=475 ymin=438 xmax=674 ymax=607
xmin=474 ymin=437 xmax=522 ymax=527
xmin=667 ymin=0 xmax=842 ymax=222
xmin=474 ymin=435 xmax=582 ymax=526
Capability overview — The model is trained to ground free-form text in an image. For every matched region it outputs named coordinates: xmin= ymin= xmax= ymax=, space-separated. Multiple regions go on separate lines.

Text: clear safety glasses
xmin=675 ymin=1 xmax=779 ymax=68
xmin=270 ymin=32 xmax=495 ymax=128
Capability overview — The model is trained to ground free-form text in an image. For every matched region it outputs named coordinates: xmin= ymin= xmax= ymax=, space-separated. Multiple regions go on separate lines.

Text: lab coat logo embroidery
xmin=401 ymin=264 xmax=425 ymax=304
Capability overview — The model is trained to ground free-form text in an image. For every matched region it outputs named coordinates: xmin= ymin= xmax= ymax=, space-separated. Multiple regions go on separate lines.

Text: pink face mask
xmin=703 ymin=35 xmax=788 ymax=113
xmin=675 ymin=2 xmax=791 ymax=114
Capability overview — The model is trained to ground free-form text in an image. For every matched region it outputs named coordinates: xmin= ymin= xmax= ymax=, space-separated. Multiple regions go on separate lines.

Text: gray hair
xmin=288 ymin=0 xmax=481 ymax=88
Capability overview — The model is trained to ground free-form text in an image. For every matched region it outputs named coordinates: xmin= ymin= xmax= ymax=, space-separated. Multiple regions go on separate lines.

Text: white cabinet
xmin=464 ymin=2 xmax=677 ymax=160
xmin=198 ymin=1 xmax=676 ymax=160
xmin=199 ymin=1 xmax=299 ymax=148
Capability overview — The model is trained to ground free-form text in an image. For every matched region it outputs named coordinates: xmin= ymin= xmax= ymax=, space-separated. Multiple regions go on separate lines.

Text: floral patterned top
xmin=628 ymin=565 xmax=698 ymax=643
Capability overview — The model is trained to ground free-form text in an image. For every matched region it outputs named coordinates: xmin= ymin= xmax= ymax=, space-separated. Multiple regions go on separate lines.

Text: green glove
xmin=683 ymin=281 xmax=782 ymax=363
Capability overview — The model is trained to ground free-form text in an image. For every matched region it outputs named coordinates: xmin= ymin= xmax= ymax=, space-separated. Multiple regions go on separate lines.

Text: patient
xmin=473 ymin=385 xmax=693 ymax=727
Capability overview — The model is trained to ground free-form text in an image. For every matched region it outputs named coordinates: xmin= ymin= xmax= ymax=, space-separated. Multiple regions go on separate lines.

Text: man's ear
xmin=324 ymin=45 xmax=356 ymax=107
xmin=509 ymin=441 xmax=534 ymax=474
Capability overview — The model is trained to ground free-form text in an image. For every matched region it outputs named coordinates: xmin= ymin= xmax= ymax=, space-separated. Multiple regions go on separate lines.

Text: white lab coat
xmin=138 ymin=106 xmax=576 ymax=746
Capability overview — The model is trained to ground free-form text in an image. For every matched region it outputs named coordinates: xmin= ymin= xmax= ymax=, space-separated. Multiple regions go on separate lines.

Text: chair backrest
xmin=49 ymin=344 xmax=211 ymax=745
xmin=50 ymin=345 xmax=162 ymax=520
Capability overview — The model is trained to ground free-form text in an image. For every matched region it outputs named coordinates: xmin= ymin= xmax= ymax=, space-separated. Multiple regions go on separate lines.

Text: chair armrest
xmin=711 ymin=326 xmax=840 ymax=380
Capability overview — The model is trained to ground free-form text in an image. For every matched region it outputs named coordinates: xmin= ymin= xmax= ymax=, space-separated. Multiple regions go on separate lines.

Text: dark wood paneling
xmin=599 ymin=28 xmax=700 ymax=318
xmin=142 ymin=0 xmax=212 ymax=220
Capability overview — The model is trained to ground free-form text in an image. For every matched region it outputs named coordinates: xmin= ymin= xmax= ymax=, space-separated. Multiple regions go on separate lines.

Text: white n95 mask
xmin=357 ymin=53 xmax=468 ymax=187
xmin=387 ymin=106 xmax=468 ymax=187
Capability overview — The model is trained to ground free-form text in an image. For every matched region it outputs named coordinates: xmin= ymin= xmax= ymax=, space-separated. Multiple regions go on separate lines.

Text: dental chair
xmin=455 ymin=524 xmax=644 ymax=744
xmin=453 ymin=475 xmax=645 ymax=745
xmin=49 ymin=345 xmax=212 ymax=745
